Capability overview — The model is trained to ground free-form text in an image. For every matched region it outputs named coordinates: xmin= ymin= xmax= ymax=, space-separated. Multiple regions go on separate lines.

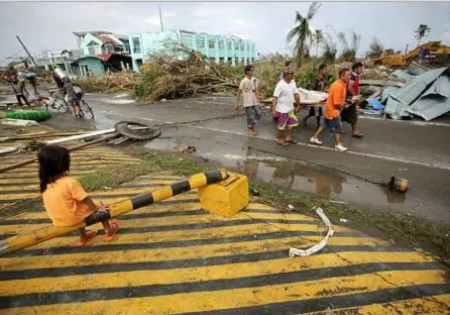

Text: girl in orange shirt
xmin=38 ymin=145 xmax=120 ymax=247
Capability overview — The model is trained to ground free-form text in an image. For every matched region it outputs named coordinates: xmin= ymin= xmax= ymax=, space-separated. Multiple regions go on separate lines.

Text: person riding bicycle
xmin=48 ymin=65 xmax=65 ymax=96
xmin=51 ymin=66 xmax=83 ymax=117
xmin=63 ymin=76 xmax=82 ymax=118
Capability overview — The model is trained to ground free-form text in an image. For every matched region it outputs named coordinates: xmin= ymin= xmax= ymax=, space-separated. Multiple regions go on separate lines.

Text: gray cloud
xmin=0 ymin=1 xmax=448 ymax=65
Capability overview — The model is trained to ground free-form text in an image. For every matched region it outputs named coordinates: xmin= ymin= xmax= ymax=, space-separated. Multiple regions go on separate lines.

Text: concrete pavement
xmin=45 ymin=93 xmax=449 ymax=225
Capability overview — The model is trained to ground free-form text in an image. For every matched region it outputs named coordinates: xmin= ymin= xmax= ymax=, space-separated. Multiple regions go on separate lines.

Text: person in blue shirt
xmin=24 ymin=65 xmax=38 ymax=94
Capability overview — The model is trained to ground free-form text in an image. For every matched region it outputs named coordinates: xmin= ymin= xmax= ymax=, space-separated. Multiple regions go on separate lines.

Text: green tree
xmin=415 ymin=24 xmax=431 ymax=46
xmin=286 ymin=2 xmax=321 ymax=67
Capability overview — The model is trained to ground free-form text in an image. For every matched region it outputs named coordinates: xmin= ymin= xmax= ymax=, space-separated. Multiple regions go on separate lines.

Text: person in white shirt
xmin=235 ymin=65 xmax=261 ymax=136
xmin=272 ymin=67 xmax=301 ymax=146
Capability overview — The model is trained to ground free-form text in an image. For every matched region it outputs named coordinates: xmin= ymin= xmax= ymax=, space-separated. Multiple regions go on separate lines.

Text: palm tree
xmin=367 ymin=37 xmax=383 ymax=58
xmin=322 ymin=33 xmax=337 ymax=63
xmin=312 ymin=29 xmax=324 ymax=57
xmin=286 ymin=2 xmax=321 ymax=67
xmin=415 ymin=24 xmax=431 ymax=46
xmin=337 ymin=30 xmax=361 ymax=62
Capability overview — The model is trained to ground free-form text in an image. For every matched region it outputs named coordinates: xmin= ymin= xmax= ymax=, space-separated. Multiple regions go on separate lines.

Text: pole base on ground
xmin=198 ymin=171 xmax=249 ymax=217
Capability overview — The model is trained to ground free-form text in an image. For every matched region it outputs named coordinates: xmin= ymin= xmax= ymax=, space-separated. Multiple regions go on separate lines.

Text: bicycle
xmin=43 ymin=89 xmax=70 ymax=113
xmin=45 ymin=86 xmax=94 ymax=119
xmin=74 ymin=98 xmax=94 ymax=120
xmin=70 ymin=85 xmax=94 ymax=119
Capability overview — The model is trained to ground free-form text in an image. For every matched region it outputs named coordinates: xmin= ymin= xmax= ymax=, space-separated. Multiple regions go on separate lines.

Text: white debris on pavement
xmin=289 ymin=207 xmax=335 ymax=258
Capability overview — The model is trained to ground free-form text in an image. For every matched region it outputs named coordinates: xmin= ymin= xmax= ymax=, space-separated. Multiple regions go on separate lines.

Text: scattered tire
xmin=114 ymin=121 xmax=162 ymax=141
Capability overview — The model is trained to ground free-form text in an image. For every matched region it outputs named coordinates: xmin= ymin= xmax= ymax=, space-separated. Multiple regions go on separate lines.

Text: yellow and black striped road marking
xmin=0 ymin=164 xmax=449 ymax=313
xmin=0 ymin=144 xmax=141 ymax=212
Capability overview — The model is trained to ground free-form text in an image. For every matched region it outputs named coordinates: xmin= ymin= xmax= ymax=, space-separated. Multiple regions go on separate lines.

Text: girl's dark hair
xmin=38 ymin=145 xmax=71 ymax=192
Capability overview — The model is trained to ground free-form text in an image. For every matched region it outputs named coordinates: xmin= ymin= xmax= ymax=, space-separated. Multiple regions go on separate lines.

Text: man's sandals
xmin=277 ymin=138 xmax=297 ymax=146
xmin=351 ymin=132 xmax=364 ymax=138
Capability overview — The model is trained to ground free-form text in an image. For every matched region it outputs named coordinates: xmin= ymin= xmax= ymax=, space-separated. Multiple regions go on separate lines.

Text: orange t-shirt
xmin=42 ymin=176 xmax=94 ymax=226
xmin=324 ymin=79 xmax=347 ymax=120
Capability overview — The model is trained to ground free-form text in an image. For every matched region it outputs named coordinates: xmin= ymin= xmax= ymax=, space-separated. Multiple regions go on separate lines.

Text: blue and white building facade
xmin=129 ymin=29 xmax=256 ymax=73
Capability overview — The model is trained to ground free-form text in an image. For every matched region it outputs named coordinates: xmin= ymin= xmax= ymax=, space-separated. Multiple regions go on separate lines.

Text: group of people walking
xmin=236 ymin=61 xmax=365 ymax=152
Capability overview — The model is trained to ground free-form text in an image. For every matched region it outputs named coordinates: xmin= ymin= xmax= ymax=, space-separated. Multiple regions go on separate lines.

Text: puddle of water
xmin=144 ymin=134 xmax=407 ymax=210
xmin=239 ymin=155 xmax=406 ymax=207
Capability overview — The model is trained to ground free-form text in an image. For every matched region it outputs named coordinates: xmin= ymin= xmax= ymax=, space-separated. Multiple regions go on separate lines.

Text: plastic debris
xmin=330 ymin=200 xmax=346 ymax=204
xmin=340 ymin=218 xmax=348 ymax=223
xmin=0 ymin=118 xmax=39 ymax=126
xmin=173 ymin=144 xmax=196 ymax=154
xmin=288 ymin=204 xmax=295 ymax=210
xmin=289 ymin=207 xmax=334 ymax=258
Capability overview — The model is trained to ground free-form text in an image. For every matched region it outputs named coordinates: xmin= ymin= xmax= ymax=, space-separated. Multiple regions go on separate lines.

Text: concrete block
xmin=198 ymin=171 xmax=249 ymax=217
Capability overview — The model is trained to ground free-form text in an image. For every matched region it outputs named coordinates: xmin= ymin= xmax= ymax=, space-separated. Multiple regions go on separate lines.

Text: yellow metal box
xmin=198 ymin=171 xmax=249 ymax=217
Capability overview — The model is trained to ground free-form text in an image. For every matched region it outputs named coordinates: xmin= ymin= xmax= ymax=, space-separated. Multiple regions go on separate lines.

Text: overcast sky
xmin=1 ymin=1 xmax=449 ymax=65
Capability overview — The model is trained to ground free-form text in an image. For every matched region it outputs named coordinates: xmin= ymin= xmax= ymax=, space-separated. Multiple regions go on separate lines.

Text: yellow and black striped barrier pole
xmin=0 ymin=169 xmax=229 ymax=257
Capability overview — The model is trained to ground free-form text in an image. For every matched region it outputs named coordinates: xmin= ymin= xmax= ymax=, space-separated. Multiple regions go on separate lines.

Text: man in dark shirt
xmin=341 ymin=62 xmax=364 ymax=138
xmin=302 ymin=64 xmax=327 ymax=128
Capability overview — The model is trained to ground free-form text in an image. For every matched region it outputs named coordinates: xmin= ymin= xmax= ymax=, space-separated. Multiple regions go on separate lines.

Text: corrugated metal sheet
xmin=390 ymin=70 xmax=413 ymax=82
xmin=384 ymin=96 xmax=411 ymax=120
xmin=420 ymin=75 xmax=450 ymax=98
xmin=406 ymin=75 xmax=450 ymax=121
xmin=407 ymin=62 xmax=430 ymax=76
xmin=380 ymin=86 xmax=400 ymax=103
xmin=406 ymin=95 xmax=450 ymax=121
xmin=390 ymin=67 xmax=448 ymax=105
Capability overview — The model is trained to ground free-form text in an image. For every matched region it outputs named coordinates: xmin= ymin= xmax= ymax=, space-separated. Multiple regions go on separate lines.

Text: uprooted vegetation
xmin=133 ymin=47 xmax=242 ymax=102
xmin=74 ymin=71 xmax=140 ymax=93
xmin=73 ymin=42 xmax=342 ymax=102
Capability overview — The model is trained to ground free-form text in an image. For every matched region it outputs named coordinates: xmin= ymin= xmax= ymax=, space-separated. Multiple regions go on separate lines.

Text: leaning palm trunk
xmin=298 ymin=42 xmax=305 ymax=67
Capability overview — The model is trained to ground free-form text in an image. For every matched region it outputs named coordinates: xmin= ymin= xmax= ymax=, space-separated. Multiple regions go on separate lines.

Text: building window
xmin=235 ymin=43 xmax=239 ymax=51
xmin=219 ymin=57 xmax=224 ymax=64
xmin=251 ymin=57 xmax=255 ymax=63
xmin=104 ymin=44 xmax=114 ymax=54
xmin=235 ymin=57 xmax=239 ymax=65
xmin=209 ymin=40 xmax=215 ymax=49
xmin=241 ymin=43 xmax=244 ymax=51
xmin=210 ymin=57 xmax=216 ymax=63
xmin=196 ymin=39 xmax=204 ymax=48
xmin=88 ymin=43 xmax=101 ymax=55
xmin=132 ymin=37 xmax=141 ymax=54
xmin=227 ymin=41 xmax=231 ymax=50
xmin=228 ymin=57 xmax=232 ymax=64
xmin=218 ymin=41 xmax=224 ymax=49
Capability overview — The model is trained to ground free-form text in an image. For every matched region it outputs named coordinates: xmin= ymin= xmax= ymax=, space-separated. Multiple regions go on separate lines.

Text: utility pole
xmin=159 ymin=5 xmax=164 ymax=32
xmin=16 ymin=35 xmax=38 ymax=67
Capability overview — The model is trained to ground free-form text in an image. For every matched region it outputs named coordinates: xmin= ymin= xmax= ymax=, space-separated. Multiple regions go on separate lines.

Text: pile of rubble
xmin=358 ymin=62 xmax=450 ymax=121
xmin=381 ymin=65 xmax=450 ymax=121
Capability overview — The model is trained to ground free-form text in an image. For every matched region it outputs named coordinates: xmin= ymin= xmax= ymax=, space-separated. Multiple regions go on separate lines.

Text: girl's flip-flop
xmin=76 ymin=230 xmax=98 ymax=247
xmin=285 ymin=139 xmax=298 ymax=144
xmin=277 ymin=140 xmax=289 ymax=146
xmin=103 ymin=219 xmax=120 ymax=241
